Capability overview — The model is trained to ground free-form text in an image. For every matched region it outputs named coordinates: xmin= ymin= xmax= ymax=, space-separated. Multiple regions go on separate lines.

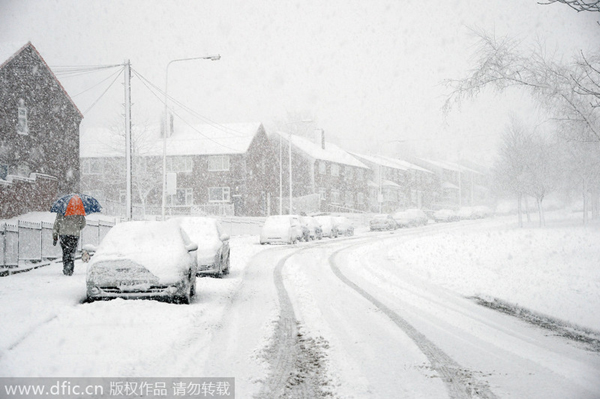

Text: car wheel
xmin=222 ymin=255 xmax=230 ymax=275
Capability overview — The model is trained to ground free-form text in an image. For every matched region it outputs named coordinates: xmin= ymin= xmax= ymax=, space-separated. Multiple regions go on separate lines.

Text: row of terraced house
xmin=1 ymin=42 xmax=491 ymax=220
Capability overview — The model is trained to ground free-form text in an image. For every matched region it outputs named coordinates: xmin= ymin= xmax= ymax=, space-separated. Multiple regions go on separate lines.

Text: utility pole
xmin=124 ymin=60 xmax=133 ymax=221
xmin=289 ymin=132 xmax=293 ymax=214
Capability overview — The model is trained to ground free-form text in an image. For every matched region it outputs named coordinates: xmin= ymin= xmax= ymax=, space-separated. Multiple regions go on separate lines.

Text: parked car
xmin=85 ymin=220 xmax=198 ymax=304
xmin=333 ymin=216 xmax=354 ymax=236
xmin=433 ymin=209 xmax=458 ymax=223
xmin=314 ymin=215 xmax=339 ymax=238
xmin=369 ymin=214 xmax=397 ymax=231
xmin=473 ymin=205 xmax=493 ymax=219
xmin=457 ymin=207 xmax=475 ymax=220
xmin=300 ymin=216 xmax=322 ymax=240
xmin=260 ymin=215 xmax=303 ymax=244
xmin=173 ymin=217 xmax=230 ymax=277
xmin=393 ymin=209 xmax=428 ymax=227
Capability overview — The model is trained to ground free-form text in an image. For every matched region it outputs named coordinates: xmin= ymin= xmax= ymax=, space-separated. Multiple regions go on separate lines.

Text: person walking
xmin=53 ymin=211 xmax=86 ymax=276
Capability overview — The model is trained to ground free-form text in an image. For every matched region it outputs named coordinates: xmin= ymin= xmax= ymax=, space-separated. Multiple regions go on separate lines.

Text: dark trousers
xmin=60 ymin=235 xmax=79 ymax=276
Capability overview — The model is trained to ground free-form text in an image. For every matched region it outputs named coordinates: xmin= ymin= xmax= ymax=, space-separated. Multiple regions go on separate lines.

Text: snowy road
xmin=1 ymin=218 xmax=599 ymax=398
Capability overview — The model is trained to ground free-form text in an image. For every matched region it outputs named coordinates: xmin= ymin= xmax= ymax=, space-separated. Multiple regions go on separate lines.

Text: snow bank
xmin=388 ymin=216 xmax=600 ymax=331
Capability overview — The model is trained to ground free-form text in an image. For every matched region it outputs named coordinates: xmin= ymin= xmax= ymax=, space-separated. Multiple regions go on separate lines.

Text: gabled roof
xmin=81 ymin=122 xmax=265 ymax=158
xmin=1 ymin=42 xmax=83 ymax=119
xmin=351 ymin=153 xmax=434 ymax=174
xmin=418 ymin=158 xmax=482 ymax=175
xmin=276 ymin=132 xmax=369 ymax=169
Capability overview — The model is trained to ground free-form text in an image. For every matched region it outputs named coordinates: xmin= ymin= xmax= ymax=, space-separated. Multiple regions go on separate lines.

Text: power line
xmin=132 ymin=69 xmax=244 ymax=152
xmin=131 ymin=68 xmax=248 ymax=137
xmin=82 ymin=66 xmax=124 ymax=115
xmin=52 ymin=64 xmax=123 ymax=78
xmin=71 ymin=67 xmax=124 ymax=98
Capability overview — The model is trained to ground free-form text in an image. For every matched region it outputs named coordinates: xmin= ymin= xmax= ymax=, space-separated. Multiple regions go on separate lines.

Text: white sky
xmin=1 ymin=0 xmax=598 ymax=165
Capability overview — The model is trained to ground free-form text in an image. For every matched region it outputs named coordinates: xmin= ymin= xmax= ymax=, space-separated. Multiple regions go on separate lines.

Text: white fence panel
xmin=3 ymin=223 xmax=18 ymax=267
xmin=219 ymin=217 xmax=264 ymax=236
xmin=41 ymin=221 xmax=61 ymax=259
xmin=81 ymin=219 xmax=100 ymax=248
xmin=18 ymin=221 xmax=42 ymax=262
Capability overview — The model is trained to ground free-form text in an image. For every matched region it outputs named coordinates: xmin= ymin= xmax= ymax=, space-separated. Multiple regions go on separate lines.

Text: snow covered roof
xmin=442 ymin=181 xmax=459 ymax=190
xmin=418 ymin=158 xmax=482 ymax=175
xmin=351 ymin=153 xmax=434 ymax=174
xmin=81 ymin=122 xmax=264 ymax=158
xmin=350 ymin=153 xmax=407 ymax=170
xmin=276 ymin=132 xmax=369 ymax=169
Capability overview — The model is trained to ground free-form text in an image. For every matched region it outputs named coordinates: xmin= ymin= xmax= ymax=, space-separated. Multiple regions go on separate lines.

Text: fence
xmin=219 ymin=216 xmax=265 ymax=236
xmin=0 ymin=219 xmax=115 ymax=269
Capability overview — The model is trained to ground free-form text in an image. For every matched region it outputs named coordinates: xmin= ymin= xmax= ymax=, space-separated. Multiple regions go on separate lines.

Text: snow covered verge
xmin=388 ymin=211 xmax=600 ymax=334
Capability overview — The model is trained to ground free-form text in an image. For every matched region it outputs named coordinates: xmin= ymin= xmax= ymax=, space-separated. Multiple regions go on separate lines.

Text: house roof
xmin=0 ymin=42 xmax=83 ymax=119
xmin=351 ymin=153 xmax=434 ymax=174
xmin=80 ymin=122 xmax=264 ymax=158
xmin=276 ymin=132 xmax=369 ymax=169
xmin=418 ymin=158 xmax=482 ymax=175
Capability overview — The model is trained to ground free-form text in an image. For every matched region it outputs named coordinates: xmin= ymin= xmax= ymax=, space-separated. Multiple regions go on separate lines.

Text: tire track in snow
xmin=256 ymin=221 xmax=493 ymax=398
xmin=329 ymin=246 xmax=499 ymax=399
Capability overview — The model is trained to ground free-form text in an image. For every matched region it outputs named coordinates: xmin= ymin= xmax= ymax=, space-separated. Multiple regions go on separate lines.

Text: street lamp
xmin=161 ymin=54 xmax=220 ymax=220
xmin=279 ymin=120 xmax=312 ymax=215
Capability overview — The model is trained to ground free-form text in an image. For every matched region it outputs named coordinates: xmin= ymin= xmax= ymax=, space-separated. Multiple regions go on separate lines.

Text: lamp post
xmin=161 ymin=54 xmax=220 ymax=220
xmin=279 ymin=120 xmax=312 ymax=215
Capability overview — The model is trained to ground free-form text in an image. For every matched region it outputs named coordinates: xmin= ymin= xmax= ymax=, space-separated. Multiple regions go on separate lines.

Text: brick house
xmin=272 ymin=130 xmax=371 ymax=213
xmin=348 ymin=153 xmax=435 ymax=213
xmin=80 ymin=122 xmax=279 ymax=218
xmin=409 ymin=158 xmax=485 ymax=209
xmin=0 ymin=42 xmax=83 ymax=218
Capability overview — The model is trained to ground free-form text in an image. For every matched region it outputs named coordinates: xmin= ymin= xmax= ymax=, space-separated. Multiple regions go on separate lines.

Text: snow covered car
xmin=300 ymin=216 xmax=322 ymax=240
xmin=393 ymin=209 xmax=428 ymax=227
xmin=173 ymin=217 xmax=230 ymax=277
xmin=333 ymin=216 xmax=354 ymax=236
xmin=369 ymin=214 xmax=397 ymax=231
xmin=457 ymin=207 xmax=475 ymax=220
xmin=433 ymin=209 xmax=458 ymax=223
xmin=86 ymin=220 xmax=198 ymax=304
xmin=473 ymin=205 xmax=493 ymax=219
xmin=314 ymin=215 xmax=339 ymax=238
xmin=260 ymin=215 xmax=303 ymax=244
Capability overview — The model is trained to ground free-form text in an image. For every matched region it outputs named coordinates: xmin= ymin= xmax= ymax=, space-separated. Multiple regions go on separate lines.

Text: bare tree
xmin=444 ymin=32 xmax=600 ymax=142
xmin=538 ymin=0 xmax=600 ymax=13
xmin=491 ymin=119 xmax=531 ymax=227
xmin=98 ymin=118 xmax=162 ymax=218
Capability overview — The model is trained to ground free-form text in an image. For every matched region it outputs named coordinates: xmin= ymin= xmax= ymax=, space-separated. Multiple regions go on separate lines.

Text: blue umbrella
xmin=50 ymin=193 xmax=102 ymax=216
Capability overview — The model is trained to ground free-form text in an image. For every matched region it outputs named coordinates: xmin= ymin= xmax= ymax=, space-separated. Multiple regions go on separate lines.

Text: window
xmin=82 ymin=159 xmax=103 ymax=175
xmin=167 ymin=188 xmax=193 ymax=206
xmin=319 ymin=187 xmax=327 ymax=200
xmin=167 ymin=157 xmax=193 ymax=173
xmin=345 ymin=166 xmax=353 ymax=180
xmin=357 ymin=192 xmax=365 ymax=205
xmin=331 ymin=190 xmax=341 ymax=204
xmin=208 ymin=187 xmax=230 ymax=202
xmin=356 ymin=168 xmax=364 ymax=180
xmin=17 ymin=99 xmax=28 ymax=135
xmin=331 ymin=164 xmax=339 ymax=177
xmin=345 ymin=191 xmax=354 ymax=206
xmin=208 ymin=155 xmax=230 ymax=171
xmin=318 ymin=161 xmax=326 ymax=175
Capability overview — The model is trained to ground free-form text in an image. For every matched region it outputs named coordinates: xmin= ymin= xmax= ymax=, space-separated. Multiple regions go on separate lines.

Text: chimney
xmin=314 ymin=129 xmax=325 ymax=149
